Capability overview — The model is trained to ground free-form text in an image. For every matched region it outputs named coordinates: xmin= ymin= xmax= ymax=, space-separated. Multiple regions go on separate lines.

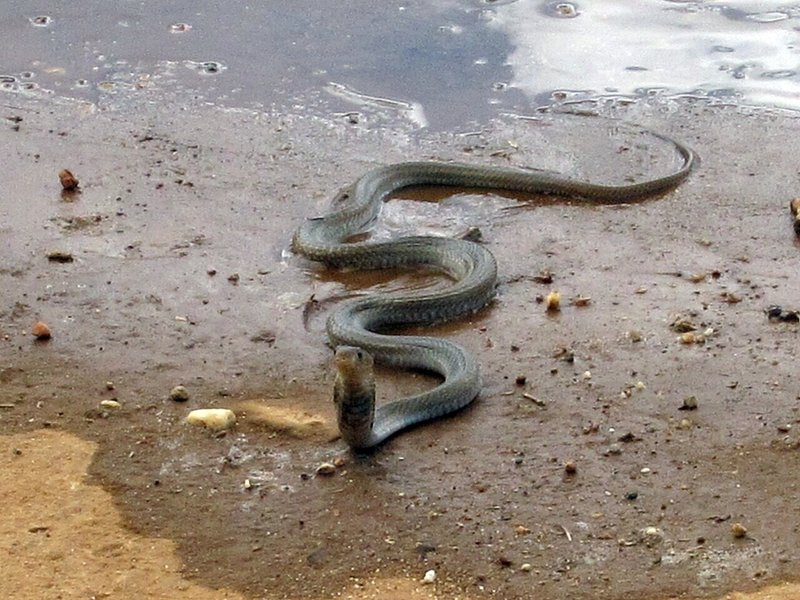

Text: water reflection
xmin=491 ymin=0 xmax=800 ymax=110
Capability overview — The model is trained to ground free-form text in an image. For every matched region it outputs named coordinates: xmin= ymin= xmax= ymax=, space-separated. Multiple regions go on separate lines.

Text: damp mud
xmin=1 ymin=94 xmax=800 ymax=600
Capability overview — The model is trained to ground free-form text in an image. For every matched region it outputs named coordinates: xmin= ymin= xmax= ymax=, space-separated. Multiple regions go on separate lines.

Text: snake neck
xmin=333 ymin=348 xmax=378 ymax=449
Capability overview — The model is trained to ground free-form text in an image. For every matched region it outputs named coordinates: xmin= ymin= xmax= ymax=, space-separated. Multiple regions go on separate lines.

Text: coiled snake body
xmin=293 ymin=136 xmax=694 ymax=450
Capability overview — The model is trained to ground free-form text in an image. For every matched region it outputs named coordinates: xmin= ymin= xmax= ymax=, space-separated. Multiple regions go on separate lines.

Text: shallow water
xmin=3 ymin=1 xmax=800 ymax=127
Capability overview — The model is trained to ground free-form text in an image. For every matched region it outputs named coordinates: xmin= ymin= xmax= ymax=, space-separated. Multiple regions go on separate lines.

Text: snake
xmin=292 ymin=132 xmax=694 ymax=450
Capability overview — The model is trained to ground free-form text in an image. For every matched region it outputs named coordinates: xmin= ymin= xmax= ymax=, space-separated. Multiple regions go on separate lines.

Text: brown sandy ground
xmin=1 ymin=430 xmax=797 ymax=600
xmin=1 ymin=94 xmax=799 ymax=599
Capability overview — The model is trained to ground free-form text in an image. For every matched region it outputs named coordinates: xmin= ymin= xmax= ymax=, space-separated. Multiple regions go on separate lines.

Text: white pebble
xmin=100 ymin=400 xmax=121 ymax=409
xmin=185 ymin=408 xmax=236 ymax=430
xmin=520 ymin=563 xmax=532 ymax=572
xmin=422 ymin=569 xmax=436 ymax=584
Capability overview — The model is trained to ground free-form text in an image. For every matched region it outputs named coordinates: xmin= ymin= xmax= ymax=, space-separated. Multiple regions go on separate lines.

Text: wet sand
xmin=1 ymin=94 xmax=799 ymax=599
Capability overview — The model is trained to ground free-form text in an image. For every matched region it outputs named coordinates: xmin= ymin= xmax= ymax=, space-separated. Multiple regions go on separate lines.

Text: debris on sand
xmin=766 ymin=305 xmax=799 ymax=323
xmin=46 ymin=250 xmax=74 ymax=263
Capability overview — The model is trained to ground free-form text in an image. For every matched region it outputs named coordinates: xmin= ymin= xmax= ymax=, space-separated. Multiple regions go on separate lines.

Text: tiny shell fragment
xmin=58 ymin=169 xmax=80 ymax=191
xmin=186 ymin=408 xmax=236 ymax=430
xmin=32 ymin=321 xmax=51 ymax=339
xmin=315 ymin=462 xmax=337 ymax=476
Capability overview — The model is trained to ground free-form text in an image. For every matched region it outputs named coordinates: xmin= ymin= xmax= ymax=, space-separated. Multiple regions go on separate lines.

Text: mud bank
xmin=1 ymin=94 xmax=799 ymax=599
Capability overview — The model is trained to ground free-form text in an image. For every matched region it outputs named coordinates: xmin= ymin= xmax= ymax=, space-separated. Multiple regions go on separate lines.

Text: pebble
xmin=520 ymin=563 xmax=532 ymax=572
xmin=545 ymin=290 xmax=561 ymax=312
xmin=731 ymin=522 xmax=748 ymax=538
xmin=642 ymin=526 xmax=664 ymax=546
xmin=564 ymin=461 xmax=577 ymax=475
xmin=422 ymin=569 xmax=436 ymax=584
xmin=58 ymin=169 xmax=80 ymax=191
xmin=99 ymin=400 xmax=121 ymax=409
xmin=679 ymin=396 xmax=698 ymax=411
xmin=185 ymin=408 xmax=236 ymax=430
xmin=169 ymin=385 xmax=190 ymax=402
xmin=31 ymin=321 xmax=51 ymax=339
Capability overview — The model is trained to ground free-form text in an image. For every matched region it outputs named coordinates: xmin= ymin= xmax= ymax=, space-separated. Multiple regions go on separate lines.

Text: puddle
xmin=3 ymin=1 xmax=800 ymax=128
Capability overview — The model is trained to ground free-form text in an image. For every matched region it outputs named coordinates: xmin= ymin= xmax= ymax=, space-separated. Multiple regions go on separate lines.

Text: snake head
xmin=334 ymin=345 xmax=374 ymax=380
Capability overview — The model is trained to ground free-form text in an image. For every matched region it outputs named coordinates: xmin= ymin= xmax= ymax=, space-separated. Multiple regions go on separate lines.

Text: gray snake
xmin=292 ymin=133 xmax=694 ymax=450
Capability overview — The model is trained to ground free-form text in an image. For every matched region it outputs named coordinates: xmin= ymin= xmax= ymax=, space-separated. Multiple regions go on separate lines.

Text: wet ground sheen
xmin=1 ymin=92 xmax=799 ymax=599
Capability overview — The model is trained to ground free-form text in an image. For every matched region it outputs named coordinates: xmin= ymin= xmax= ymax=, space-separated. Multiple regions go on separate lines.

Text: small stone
xmin=679 ymin=396 xmax=698 ymax=411
xmin=640 ymin=467 xmax=651 ymax=474
xmin=564 ymin=461 xmax=577 ymax=475
xmin=627 ymin=330 xmax=643 ymax=342
xmin=185 ymin=408 xmax=236 ymax=430
xmin=671 ymin=316 xmax=697 ymax=333
xmin=642 ymin=526 xmax=664 ymax=546
xmin=515 ymin=525 xmax=531 ymax=535
xmin=515 ymin=375 xmax=527 ymax=386
xmin=604 ymin=444 xmax=623 ymax=456
xmin=545 ymin=290 xmax=561 ymax=312
xmin=315 ymin=462 xmax=337 ymax=476
xmin=422 ymin=569 xmax=436 ymax=584
xmin=58 ymin=169 xmax=80 ymax=191
xmin=520 ymin=563 xmax=532 ymax=572
xmin=99 ymin=400 xmax=121 ymax=409
xmin=169 ymin=385 xmax=190 ymax=402
xmin=731 ymin=522 xmax=747 ymax=538
xmin=31 ymin=321 xmax=51 ymax=339
xmin=105 ymin=381 xmax=115 ymax=390
xmin=625 ymin=491 xmax=638 ymax=501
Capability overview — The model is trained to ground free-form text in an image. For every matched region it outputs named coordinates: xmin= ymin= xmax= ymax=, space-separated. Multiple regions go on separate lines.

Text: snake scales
xmin=292 ymin=133 xmax=694 ymax=450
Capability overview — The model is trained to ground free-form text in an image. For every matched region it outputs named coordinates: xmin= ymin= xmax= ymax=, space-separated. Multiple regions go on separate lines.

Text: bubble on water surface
xmin=30 ymin=15 xmax=52 ymax=27
xmin=544 ymin=2 xmax=579 ymax=18
xmin=187 ymin=61 xmax=227 ymax=75
xmin=761 ymin=70 xmax=796 ymax=79
xmin=747 ymin=11 xmax=789 ymax=23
